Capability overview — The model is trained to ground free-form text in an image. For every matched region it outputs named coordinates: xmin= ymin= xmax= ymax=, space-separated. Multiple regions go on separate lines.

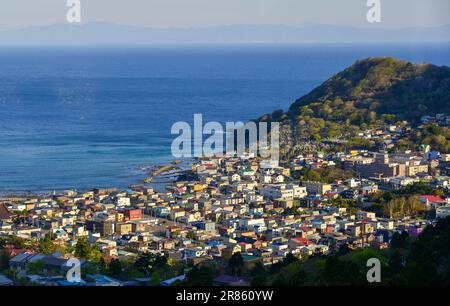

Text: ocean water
xmin=1 ymin=43 xmax=449 ymax=192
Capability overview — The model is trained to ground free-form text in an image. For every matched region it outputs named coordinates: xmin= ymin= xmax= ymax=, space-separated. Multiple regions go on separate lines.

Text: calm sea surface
xmin=1 ymin=43 xmax=449 ymax=192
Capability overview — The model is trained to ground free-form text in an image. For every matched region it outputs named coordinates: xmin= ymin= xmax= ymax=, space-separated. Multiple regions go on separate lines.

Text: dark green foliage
xmin=109 ymin=258 xmax=123 ymax=277
xmin=183 ymin=266 xmax=213 ymax=286
xmin=133 ymin=253 xmax=168 ymax=277
xmin=249 ymin=262 xmax=271 ymax=286
xmin=300 ymin=167 xmax=355 ymax=184
xmin=390 ymin=231 xmax=411 ymax=250
xmin=289 ymin=57 xmax=450 ymax=121
xmin=0 ymin=253 xmax=10 ymax=272
xmin=177 ymin=171 xmax=200 ymax=182
xmin=74 ymin=238 xmax=102 ymax=261
xmin=399 ymin=124 xmax=450 ymax=153
xmin=322 ymin=256 xmax=366 ymax=285
xmin=38 ymin=235 xmax=56 ymax=255
xmin=337 ymin=244 xmax=352 ymax=256
xmin=228 ymin=252 xmax=244 ymax=276
xmin=0 ymin=236 xmax=31 ymax=249
xmin=251 ymin=217 xmax=450 ymax=286
xmin=26 ymin=259 xmax=45 ymax=275
xmin=259 ymin=57 xmax=450 ymax=151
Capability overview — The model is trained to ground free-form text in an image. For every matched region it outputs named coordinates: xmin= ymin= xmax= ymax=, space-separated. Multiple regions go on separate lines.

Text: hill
xmin=260 ymin=57 xmax=450 ymax=152
xmin=289 ymin=57 xmax=450 ymax=121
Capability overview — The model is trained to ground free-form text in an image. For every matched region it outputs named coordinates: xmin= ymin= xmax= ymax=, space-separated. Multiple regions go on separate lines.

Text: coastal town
xmin=1 ymin=114 xmax=450 ymax=287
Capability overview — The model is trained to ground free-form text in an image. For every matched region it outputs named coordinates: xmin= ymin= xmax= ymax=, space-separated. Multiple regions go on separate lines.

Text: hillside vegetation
xmin=260 ymin=57 xmax=450 ymax=147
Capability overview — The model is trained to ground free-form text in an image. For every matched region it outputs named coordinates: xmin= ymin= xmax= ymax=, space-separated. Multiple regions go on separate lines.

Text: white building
xmin=116 ymin=196 xmax=130 ymax=207
xmin=436 ymin=206 xmax=450 ymax=219
xmin=260 ymin=184 xmax=307 ymax=200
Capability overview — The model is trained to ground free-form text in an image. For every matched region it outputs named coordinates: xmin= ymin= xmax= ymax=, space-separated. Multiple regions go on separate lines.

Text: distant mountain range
xmin=0 ymin=22 xmax=449 ymax=45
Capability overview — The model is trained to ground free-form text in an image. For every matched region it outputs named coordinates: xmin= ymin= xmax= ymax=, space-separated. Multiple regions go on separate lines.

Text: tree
xmin=283 ymin=253 xmax=298 ymax=266
xmin=27 ymin=260 xmax=45 ymax=275
xmin=149 ymin=271 xmax=161 ymax=286
xmin=0 ymin=253 xmax=10 ymax=272
xmin=98 ymin=257 xmax=108 ymax=274
xmin=186 ymin=232 xmax=196 ymax=240
xmin=184 ymin=266 xmax=213 ymax=286
xmin=390 ymin=231 xmax=410 ymax=249
xmin=38 ymin=235 xmax=56 ymax=254
xmin=109 ymin=258 xmax=122 ymax=277
xmin=134 ymin=253 xmax=168 ymax=277
xmin=388 ymin=249 xmax=406 ymax=274
xmin=74 ymin=238 xmax=101 ymax=261
xmin=322 ymin=256 xmax=365 ymax=286
xmin=337 ymin=244 xmax=352 ymax=256
xmin=228 ymin=252 xmax=244 ymax=276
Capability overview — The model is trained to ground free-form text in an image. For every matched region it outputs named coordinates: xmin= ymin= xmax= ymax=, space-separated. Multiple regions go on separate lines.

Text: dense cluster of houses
xmin=1 ymin=119 xmax=449 ymax=286
xmin=1 ymin=152 xmax=449 ymax=286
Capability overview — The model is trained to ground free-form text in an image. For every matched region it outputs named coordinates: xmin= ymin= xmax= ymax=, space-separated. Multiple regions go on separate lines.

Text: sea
xmin=1 ymin=43 xmax=449 ymax=192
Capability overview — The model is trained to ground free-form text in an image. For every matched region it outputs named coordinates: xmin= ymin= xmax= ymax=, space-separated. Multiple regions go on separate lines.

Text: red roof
xmin=300 ymin=226 xmax=313 ymax=232
xmin=420 ymin=195 xmax=446 ymax=203
xmin=291 ymin=237 xmax=316 ymax=246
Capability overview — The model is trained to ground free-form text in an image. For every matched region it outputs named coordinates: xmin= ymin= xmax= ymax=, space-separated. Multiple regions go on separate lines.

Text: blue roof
xmin=57 ymin=279 xmax=87 ymax=286
xmin=208 ymin=240 xmax=221 ymax=246
xmin=86 ymin=274 xmax=122 ymax=286
xmin=160 ymin=274 xmax=186 ymax=286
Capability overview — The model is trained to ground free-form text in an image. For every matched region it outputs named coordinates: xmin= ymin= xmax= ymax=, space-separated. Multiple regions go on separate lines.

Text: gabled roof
xmin=420 ymin=195 xmax=446 ymax=203
xmin=0 ymin=203 xmax=14 ymax=220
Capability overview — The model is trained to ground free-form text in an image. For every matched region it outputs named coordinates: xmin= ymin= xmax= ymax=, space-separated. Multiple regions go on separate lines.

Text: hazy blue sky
xmin=0 ymin=0 xmax=449 ymax=30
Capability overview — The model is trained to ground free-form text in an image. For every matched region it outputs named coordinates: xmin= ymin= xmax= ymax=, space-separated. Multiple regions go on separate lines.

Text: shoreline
xmin=0 ymin=158 xmax=194 ymax=197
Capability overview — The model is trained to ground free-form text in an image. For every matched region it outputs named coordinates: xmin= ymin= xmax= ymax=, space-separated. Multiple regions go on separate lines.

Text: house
xmin=154 ymin=206 xmax=170 ymax=217
xmin=231 ymin=174 xmax=241 ymax=182
xmin=102 ymin=246 xmax=118 ymax=257
xmin=123 ymin=208 xmax=143 ymax=221
xmin=242 ymin=254 xmax=263 ymax=270
xmin=54 ymin=229 xmax=69 ymax=241
xmin=0 ymin=221 xmax=12 ymax=233
xmin=389 ymin=177 xmax=417 ymax=189
xmin=260 ymin=184 xmax=306 ymax=200
xmin=289 ymin=237 xmax=316 ymax=248
xmin=116 ymin=196 xmax=130 ymax=207
xmin=9 ymin=252 xmax=87 ymax=276
xmin=419 ymin=195 xmax=448 ymax=209
xmin=9 ymin=253 xmax=45 ymax=270
xmin=191 ymin=221 xmax=216 ymax=233
xmin=436 ymin=206 xmax=450 ymax=219
xmin=341 ymin=189 xmax=359 ymax=200
xmin=127 ymin=241 xmax=148 ymax=252
xmin=302 ymin=182 xmax=332 ymax=195
xmin=407 ymin=225 xmax=424 ymax=237
xmin=184 ymin=247 xmax=207 ymax=258
xmin=116 ymin=223 xmax=133 ymax=235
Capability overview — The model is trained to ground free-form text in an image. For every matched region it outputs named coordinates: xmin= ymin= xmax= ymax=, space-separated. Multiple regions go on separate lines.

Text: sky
xmin=0 ymin=0 xmax=449 ymax=31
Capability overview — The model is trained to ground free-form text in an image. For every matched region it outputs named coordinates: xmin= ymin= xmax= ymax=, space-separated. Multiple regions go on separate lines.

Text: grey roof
xmin=9 ymin=253 xmax=34 ymax=263
xmin=0 ymin=274 xmax=13 ymax=285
